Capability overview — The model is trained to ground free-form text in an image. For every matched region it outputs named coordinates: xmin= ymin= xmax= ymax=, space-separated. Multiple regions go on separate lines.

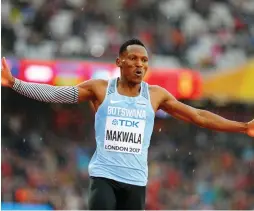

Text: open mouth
xmin=135 ymin=69 xmax=143 ymax=77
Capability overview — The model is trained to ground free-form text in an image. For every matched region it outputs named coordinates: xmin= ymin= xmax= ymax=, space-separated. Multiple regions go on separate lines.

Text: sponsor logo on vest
xmin=110 ymin=100 xmax=124 ymax=104
xmin=136 ymin=101 xmax=146 ymax=106
xmin=112 ymin=119 xmax=139 ymax=128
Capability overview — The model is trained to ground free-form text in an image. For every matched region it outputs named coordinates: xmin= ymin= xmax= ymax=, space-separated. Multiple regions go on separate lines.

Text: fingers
xmin=2 ymin=57 xmax=8 ymax=70
xmin=2 ymin=57 xmax=9 ymax=70
xmin=1 ymin=57 xmax=5 ymax=69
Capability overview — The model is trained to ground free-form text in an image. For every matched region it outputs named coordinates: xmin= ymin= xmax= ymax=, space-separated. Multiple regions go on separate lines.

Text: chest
xmin=94 ymin=87 xmax=160 ymax=113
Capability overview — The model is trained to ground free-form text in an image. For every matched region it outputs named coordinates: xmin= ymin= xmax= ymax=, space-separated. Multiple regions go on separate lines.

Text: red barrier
xmin=17 ymin=59 xmax=202 ymax=100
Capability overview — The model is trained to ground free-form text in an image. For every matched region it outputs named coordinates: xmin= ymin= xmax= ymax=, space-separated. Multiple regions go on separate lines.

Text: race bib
xmin=104 ymin=116 xmax=145 ymax=154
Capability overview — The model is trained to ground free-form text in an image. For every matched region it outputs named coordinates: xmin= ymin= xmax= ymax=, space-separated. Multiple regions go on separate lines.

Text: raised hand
xmin=247 ymin=119 xmax=254 ymax=137
xmin=1 ymin=57 xmax=14 ymax=88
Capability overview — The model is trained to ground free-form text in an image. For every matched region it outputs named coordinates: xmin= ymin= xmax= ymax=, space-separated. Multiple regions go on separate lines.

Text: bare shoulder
xmin=148 ymin=84 xmax=176 ymax=109
xmin=94 ymin=79 xmax=108 ymax=86
xmin=92 ymin=79 xmax=108 ymax=89
xmin=148 ymin=84 xmax=164 ymax=93
xmin=76 ymin=79 xmax=109 ymax=102
xmin=148 ymin=85 xmax=172 ymax=99
xmin=77 ymin=79 xmax=108 ymax=90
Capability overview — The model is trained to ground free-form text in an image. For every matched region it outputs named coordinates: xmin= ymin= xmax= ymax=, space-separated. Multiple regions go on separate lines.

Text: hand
xmin=1 ymin=57 xmax=15 ymax=88
xmin=247 ymin=120 xmax=254 ymax=137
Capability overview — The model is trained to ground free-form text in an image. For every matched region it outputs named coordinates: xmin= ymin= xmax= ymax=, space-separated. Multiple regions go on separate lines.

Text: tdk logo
xmin=112 ymin=119 xmax=139 ymax=128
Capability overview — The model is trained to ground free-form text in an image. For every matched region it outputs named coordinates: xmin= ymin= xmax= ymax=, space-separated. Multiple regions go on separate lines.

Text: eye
xmin=142 ymin=58 xmax=148 ymax=62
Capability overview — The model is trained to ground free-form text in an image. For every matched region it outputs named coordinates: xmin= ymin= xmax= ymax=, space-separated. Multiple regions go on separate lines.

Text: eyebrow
xmin=127 ymin=54 xmax=148 ymax=59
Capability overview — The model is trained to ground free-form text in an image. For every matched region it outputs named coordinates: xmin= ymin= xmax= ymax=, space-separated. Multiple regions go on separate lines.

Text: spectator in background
xmin=1 ymin=93 xmax=254 ymax=209
xmin=2 ymin=0 xmax=254 ymax=70
xmin=1 ymin=0 xmax=254 ymax=209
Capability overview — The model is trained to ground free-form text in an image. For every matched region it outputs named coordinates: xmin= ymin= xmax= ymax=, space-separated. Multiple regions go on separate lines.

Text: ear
xmin=116 ymin=57 xmax=122 ymax=68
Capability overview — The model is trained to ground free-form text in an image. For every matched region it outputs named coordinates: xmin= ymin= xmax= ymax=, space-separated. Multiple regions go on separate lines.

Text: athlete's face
xmin=116 ymin=45 xmax=148 ymax=84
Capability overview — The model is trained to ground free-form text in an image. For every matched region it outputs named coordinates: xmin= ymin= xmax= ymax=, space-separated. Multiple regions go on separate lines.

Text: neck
xmin=118 ymin=77 xmax=141 ymax=96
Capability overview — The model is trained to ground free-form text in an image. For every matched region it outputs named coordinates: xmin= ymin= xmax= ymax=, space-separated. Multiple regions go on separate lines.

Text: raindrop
xmin=159 ymin=128 xmax=162 ymax=132
xmin=189 ymin=152 xmax=192 ymax=155
xmin=81 ymin=8 xmax=84 ymax=11
xmin=176 ymin=148 xmax=179 ymax=152
xmin=118 ymin=16 xmax=121 ymax=19
xmin=40 ymin=137 xmax=43 ymax=141
xmin=193 ymin=169 xmax=195 ymax=172
xmin=23 ymin=138 xmax=26 ymax=143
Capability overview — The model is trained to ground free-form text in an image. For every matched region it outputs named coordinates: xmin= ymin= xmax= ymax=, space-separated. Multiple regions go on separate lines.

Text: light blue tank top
xmin=88 ymin=78 xmax=155 ymax=186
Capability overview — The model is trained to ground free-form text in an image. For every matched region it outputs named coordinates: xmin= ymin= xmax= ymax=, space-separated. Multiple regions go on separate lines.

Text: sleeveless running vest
xmin=88 ymin=78 xmax=155 ymax=186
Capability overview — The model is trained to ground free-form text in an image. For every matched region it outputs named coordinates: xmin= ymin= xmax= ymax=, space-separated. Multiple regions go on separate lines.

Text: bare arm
xmin=76 ymin=79 xmax=102 ymax=103
xmin=158 ymin=87 xmax=251 ymax=134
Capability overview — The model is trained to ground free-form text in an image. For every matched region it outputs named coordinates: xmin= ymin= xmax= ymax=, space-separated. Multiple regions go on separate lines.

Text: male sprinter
xmin=2 ymin=39 xmax=254 ymax=210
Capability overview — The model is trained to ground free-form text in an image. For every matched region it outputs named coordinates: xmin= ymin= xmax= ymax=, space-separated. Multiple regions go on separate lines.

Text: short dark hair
xmin=119 ymin=38 xmax=146 ymax=55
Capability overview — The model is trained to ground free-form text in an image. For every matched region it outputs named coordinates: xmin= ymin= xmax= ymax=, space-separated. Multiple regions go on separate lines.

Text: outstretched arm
xmin=158 ymin=87 xmax=254 ymax=136
xmin=1 ymin=57 xmax=95 ymax=104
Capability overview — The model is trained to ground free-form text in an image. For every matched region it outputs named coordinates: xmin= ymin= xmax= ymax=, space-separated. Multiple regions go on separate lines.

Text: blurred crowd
xmin=2 ymin=0 xmax=254 ymax=71
xmin=1 ymin=0 xmax=254 ymax=210
xmin=1 ymin=90 xmax=254 ymax=210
